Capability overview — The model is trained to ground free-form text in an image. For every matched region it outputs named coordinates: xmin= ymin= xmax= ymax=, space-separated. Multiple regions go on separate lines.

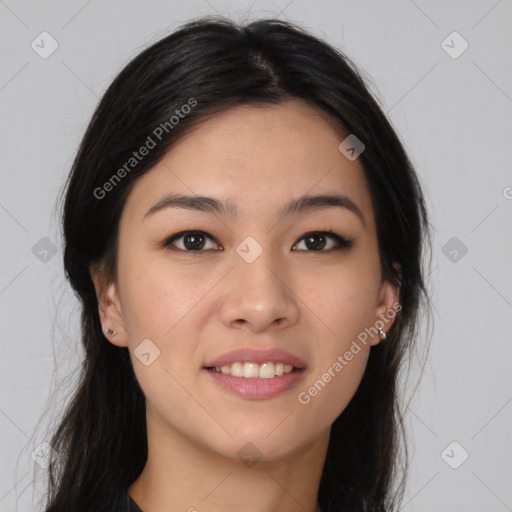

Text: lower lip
xmin=204 ymin=369 xmax=306 ymax=399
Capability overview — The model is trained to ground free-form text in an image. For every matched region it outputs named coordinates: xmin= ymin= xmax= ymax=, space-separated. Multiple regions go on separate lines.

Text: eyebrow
xmin=144 ymin=192 xmax=365 ymax=226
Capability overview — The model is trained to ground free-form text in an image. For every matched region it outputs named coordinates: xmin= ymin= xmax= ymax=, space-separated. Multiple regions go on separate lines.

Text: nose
xmin=219 ymin=250 xmax=300 ymax=333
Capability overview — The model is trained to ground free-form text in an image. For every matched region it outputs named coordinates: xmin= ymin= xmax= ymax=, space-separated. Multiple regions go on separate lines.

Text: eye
xmin=292 ymin=230 xmax=354 ymax=252
xmin=161 ymin=229 xmax=353 ymax=253
xmin=162 ymin=230 xmax=221 ymax=252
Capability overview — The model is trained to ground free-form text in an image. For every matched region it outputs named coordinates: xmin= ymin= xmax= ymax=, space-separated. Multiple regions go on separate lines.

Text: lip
xmin=203 ymin=347 xmax=307 ymax=400
xmin=203 ymin=347 xmax=307 ymax=369
xmin=204 ymin=368 xmax=306 ymax=399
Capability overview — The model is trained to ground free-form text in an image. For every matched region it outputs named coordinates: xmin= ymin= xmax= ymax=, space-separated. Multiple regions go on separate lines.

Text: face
xmin=93 ymin=99 xmax=399 ymax=462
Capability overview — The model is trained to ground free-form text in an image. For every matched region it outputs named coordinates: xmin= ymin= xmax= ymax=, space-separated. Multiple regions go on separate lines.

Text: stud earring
xmin=378 ymin=328 xmax=387 ymax=341
xmin=105 ymin=328 xmax=117 ymax=337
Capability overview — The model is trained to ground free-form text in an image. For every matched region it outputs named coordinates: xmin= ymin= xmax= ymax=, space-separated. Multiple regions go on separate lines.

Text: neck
xmin=128 ymin=412 xmax=329 ymax=512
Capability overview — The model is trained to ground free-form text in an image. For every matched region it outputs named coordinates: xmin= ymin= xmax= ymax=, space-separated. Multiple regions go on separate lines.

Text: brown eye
xmin=163 ymin=231 xmax=220 ymax=251
xmin=293 ymin=231 xmax=353 ymax=252
xmin=161 ymin=229 xmax=352 ymax=253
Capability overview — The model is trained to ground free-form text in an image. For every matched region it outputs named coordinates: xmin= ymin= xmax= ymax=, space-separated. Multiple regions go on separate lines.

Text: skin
xmin=91 ymin=99 xmax=399 ymax=512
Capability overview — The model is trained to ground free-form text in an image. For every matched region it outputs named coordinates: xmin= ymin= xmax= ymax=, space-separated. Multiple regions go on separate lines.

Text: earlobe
xmin=90 ymin=266 xmax=128 ymax=347
xmin=371 ymin=270 xmax=401 ymax=346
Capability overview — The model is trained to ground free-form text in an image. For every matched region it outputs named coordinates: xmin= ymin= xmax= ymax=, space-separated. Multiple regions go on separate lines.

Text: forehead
xmin=122 ymin=99 xmax=375 ymax=227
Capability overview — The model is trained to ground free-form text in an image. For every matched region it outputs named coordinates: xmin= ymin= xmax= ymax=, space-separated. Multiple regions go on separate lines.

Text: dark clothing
xmin=111 ymin=492 xmax=143 ymax=512
xmin=126 ymin=494 xmax=143 ymax=512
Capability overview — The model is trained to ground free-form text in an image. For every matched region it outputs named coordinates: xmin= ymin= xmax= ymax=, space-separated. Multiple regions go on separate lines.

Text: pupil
xmin=181 ymin=233 xmax=327 ymax=251
xmin=305 ymin=233 xmax=326 ymax=250
xmin=184 ymin=232 xmax=205 ymax=250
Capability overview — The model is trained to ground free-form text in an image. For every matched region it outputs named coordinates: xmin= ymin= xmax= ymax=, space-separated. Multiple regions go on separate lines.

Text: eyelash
xmin=160 ymin=228 xmax=354 ymax=253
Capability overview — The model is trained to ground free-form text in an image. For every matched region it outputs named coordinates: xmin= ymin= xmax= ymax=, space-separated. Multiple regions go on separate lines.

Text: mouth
xmin=205 ymin=361 xmax=302 ymax=379
xmin=203 ymin=348 xmax=307 ymax=399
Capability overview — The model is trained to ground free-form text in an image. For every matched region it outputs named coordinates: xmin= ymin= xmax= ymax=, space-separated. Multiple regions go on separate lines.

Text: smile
xmin=206 ymin=361 xmax=296 ymax=379
xmin=203 ymin=347 xmax=307 ymax=398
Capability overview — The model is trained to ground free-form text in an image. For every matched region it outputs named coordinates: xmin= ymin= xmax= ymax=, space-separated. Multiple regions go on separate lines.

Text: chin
xmin=211 ymin=420 xmax=323 ymax=463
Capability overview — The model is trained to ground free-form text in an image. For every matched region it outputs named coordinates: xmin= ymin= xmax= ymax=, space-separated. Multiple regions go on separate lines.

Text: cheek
xmin=295 ymin=346 xmax=370 ymax=438
xmin=132 ymin=358 xmax=216 ymax=450
xmin=301 ymin=261 xmax=381 ymax=343
xmin=295 ymin=256 xmax=379 ymax=416
xmin=117 ymin=248 xmax=213 ymax=340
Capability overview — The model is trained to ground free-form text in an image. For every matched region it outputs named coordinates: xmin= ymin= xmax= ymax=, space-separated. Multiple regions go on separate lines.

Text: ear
xmin=90 ymin=263 xmax=128 ymax=348
xmin=369 ymin=263 xmax=401 ymax=347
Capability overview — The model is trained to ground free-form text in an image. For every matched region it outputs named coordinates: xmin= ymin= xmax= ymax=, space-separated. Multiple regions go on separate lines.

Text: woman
xmin=43 ymin=15 xmax=431 ymax=512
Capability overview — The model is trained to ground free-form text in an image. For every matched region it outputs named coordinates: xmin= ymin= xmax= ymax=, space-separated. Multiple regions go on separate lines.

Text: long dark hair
xmin=39 ymin=15 xmax=431 ymax=512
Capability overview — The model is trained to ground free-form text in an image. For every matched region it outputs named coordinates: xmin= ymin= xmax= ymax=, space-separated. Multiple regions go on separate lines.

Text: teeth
xmin=230 ymin=362 xmax=243 ymax=377
xmin=243 ymin=362 xmax=259 ymax=378
xmin=210 ymin=361 xmax=296 ymax=378
xmin=258 ymin=362 xmax=275 ymax=379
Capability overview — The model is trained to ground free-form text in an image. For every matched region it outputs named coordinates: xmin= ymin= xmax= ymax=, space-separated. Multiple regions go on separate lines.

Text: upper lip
xmin=203 ymin=347 xmax=307 ymax=369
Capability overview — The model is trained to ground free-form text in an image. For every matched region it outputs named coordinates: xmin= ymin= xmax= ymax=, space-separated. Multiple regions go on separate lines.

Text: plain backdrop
xmin=1 ymin=1 xmax=511 ymax=511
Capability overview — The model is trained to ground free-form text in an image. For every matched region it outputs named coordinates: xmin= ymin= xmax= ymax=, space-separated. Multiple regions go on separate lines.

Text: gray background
xmin=1 ymin=1 xmax=511 ymax=511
